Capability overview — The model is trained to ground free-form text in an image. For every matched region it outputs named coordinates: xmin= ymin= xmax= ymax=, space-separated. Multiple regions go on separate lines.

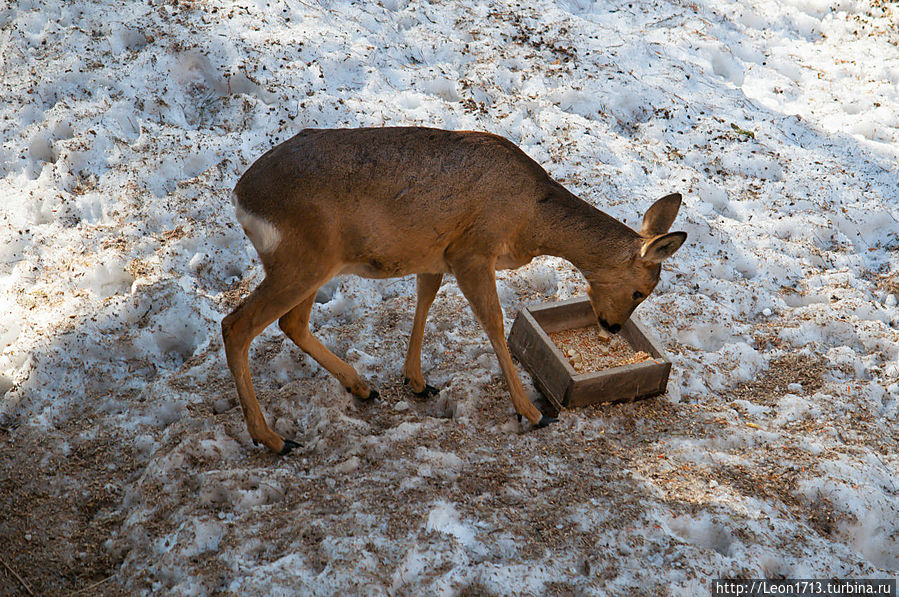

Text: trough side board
xmin=508 ymin=309 xmax=571 ymax=409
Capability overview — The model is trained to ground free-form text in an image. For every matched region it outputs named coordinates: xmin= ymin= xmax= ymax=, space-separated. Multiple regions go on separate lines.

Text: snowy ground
xmin=1 ymin=0 xmax=898 ymax=594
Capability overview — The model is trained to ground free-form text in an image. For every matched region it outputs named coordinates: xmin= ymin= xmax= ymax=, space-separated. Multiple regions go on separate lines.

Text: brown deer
xmin=223 ymin=127 xmax=686 ymax=454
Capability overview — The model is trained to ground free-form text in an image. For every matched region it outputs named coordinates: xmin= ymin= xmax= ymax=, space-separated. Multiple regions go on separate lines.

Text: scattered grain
xmin=549 ymin=326 xmax=651 ymax=373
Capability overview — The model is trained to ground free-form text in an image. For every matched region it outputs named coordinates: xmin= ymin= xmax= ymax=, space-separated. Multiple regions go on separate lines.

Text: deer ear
xmin=641 ymin=231 xmax=687 ymax=263
xmin=641 ymin=193 xmax=682 ymax=236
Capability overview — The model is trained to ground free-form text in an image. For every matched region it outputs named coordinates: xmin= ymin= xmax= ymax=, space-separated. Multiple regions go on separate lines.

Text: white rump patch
xmin=232 ymin=192 xmax=281 ymax=254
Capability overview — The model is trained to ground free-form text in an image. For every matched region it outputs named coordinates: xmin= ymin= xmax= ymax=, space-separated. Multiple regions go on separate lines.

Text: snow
xmin=427 ymin=501 xmax=478 ymax=547
xmin=1 ymin=0 xmax=898 ymax=594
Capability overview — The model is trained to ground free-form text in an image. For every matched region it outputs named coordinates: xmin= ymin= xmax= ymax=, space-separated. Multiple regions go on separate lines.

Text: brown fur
xmin=223 ymin=127 xmax=686 ymax=454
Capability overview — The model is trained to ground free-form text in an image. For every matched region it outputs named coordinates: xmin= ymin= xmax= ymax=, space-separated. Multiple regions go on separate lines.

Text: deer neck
xmin=532 ymin=187 xmax=639 ymax=274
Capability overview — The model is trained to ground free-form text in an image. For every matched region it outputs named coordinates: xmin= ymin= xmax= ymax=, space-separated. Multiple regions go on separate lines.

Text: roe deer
xmin=223 ymin=127 xmax=686 ymax=454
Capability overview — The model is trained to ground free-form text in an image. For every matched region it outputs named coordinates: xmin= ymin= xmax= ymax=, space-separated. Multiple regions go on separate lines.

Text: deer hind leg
xmin=449 ymin=256 xmax=553 ymax=428
xmin=222 ymin=274 xmax=320 ymax=455
xmin=403 ymin=273 xmax=443 ymax=397
xmin=278 ymin=292 xmax=377 ymax=400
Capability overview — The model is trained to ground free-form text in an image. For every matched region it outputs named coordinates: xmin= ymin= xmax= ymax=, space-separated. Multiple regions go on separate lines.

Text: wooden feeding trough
xmin=508 ymin=296 xmax=671 ymax=409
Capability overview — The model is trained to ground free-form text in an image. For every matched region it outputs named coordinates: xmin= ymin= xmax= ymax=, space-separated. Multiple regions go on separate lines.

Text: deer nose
xmin=599 ymin=319 xmax=621 ymax=334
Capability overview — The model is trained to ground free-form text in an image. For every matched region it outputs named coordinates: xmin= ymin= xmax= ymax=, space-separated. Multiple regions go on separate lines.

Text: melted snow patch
xmin=427 ymin=501 xmax=476 ymax=547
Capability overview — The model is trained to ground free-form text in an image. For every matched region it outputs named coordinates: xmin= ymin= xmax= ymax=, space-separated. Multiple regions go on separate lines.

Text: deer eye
xmin=633 ymin=291 xmax=644 ymax=300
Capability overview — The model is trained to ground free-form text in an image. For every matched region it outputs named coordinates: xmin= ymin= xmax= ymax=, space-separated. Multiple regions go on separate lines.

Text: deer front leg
xmin=403 ymin=273 xmax=443 ymax=397
xmin=450 ymin=257 xmax=553 ymax=427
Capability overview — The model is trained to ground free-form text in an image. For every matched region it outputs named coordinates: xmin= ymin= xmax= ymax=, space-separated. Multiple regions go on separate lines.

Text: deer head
xmin=585 ymin=193 xmax=687 ymax=335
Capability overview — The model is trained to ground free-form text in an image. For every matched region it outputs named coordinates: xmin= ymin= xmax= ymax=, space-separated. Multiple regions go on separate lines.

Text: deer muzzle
xmin=598 ymin=318 xmax=621 ymax=335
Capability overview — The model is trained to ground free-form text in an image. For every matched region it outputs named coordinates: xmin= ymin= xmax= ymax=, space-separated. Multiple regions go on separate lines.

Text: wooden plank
xmin=527 ymin=296 xmax=595 ymax=333
xmin=508 ymin=310 xmax=570 ymax=409
xmin=567 ymin=360 xmax=670 ymax=406
xmin=621 ymin=318 xmax=668 ymax=360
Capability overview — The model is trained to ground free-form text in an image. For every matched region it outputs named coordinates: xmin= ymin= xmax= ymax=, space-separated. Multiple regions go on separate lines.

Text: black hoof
xmin=413 ymin=384 xmax=440 ymax=398
xmin=280 ymin=439 xmax=300 ymax=455
xmin=536 ymin=415 xmax=558 ymax=429
xmin=405 ymin=377 xmax=439 ymax=397
xmin=516 ymin=413 xmax=523 ymax=423
xmin=252 ymin=439 xmax=259 ymax=447
xmin=348 ymin=387 xmax=378 ymax=401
